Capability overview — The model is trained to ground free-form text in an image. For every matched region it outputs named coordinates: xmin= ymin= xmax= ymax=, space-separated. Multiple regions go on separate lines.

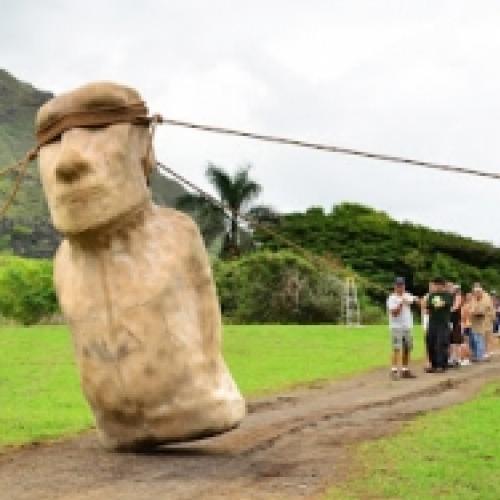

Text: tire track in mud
xmin=232 ymin=377 xmax=464 ymax=456
xmin=1 ymin=359 xmax=499 ymax=500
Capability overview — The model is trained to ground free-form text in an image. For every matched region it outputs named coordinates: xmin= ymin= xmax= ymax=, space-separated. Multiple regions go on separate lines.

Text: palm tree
xmin=176 ymin=164 xmax=276 ymax=256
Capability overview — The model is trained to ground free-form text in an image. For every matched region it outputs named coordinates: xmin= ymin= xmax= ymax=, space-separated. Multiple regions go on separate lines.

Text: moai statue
xmin=36 ymin=82 xmax=245 ymax=450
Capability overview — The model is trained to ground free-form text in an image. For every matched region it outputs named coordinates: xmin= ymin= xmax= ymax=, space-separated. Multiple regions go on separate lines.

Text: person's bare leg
xmin=402 ymin=347 xmax=410 ymax=367
xmin=460 ymin=341 xmax=471 ymax=366
xmin=392 ymin=349 xmax=401 ymax=367
xmin=391 ymin=349 xmax=401 ymax=379
xmin=401 ymin=347 xmax=416 ymax=378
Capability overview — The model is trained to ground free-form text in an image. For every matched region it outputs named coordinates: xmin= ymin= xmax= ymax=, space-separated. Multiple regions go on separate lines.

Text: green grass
xmin=327 ymin=382 xmax=500 ymax=500
xmin=224 ymin=325 xmax=423 ymax=394
xmin=0 ymin=325 xmax=92 ymax=447
xmin=0 ymin=324 xmax=423 ymax=448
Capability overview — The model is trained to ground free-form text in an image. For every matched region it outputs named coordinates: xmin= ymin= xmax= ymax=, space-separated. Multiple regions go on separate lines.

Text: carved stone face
xmin=38 ymin=123 xmax=150 ymax=234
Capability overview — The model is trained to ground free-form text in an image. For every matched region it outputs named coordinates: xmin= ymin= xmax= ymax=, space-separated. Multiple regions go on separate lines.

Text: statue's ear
xmin=141 ymin=133 xmax=156 ymax=181
xmin=141 ymin=155 xmax=152 ymax=179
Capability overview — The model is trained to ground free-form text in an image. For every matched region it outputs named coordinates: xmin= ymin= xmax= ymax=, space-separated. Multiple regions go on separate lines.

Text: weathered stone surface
xmin=36 ymin=82 xmax=245 ymax=449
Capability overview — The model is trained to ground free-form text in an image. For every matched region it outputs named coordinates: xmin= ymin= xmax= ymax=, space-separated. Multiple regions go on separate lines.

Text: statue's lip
xmin=57 ymin=186 xmax=103 ymax=204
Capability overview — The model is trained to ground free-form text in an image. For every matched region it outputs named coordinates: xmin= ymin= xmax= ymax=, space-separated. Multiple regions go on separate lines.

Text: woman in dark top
xmin=449 ymin=286 xmax=463 ymax=367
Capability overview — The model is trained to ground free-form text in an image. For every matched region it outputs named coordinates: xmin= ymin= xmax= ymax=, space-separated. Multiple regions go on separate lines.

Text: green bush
xmin=0 ymin=251 xmax=381 ymax=326
xmin=214 ymin=250 xmax=344 ymax=323
xmin=0 ymin=256 xmax=58 ymax=325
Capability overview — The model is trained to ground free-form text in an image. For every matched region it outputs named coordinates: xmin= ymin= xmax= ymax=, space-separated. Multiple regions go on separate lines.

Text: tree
xmin=176 ymin=164 xmax=274 ymax=256
xmin=175 ymin=194 xmax=226 ymax=250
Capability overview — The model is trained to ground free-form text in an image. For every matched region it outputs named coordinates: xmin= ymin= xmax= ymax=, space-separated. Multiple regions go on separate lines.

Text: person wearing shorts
xmin=387 ymin=277 xmax=418 ymax=380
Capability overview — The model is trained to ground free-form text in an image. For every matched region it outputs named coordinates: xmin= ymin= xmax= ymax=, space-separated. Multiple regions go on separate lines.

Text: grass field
xmin=0 ymin=324 xmax=424 ymax=447
xmin=327 ymin=381 xmax=500 ymax=500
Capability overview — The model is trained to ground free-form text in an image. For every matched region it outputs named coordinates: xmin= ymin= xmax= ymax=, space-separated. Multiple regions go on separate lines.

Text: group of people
xmin=386 ymin=276 xmax=499 ymax=379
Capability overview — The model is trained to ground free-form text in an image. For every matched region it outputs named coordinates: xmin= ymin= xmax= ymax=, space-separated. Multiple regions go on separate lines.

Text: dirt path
xmin=2 ymin=358 xmax=500 ymax=500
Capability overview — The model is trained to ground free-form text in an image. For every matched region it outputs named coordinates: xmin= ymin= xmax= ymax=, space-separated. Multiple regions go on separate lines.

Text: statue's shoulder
xmin=153 ymin=206 xmax=200 ymax=237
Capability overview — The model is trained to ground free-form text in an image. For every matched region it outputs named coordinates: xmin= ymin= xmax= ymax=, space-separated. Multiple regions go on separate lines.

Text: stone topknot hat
xmin=36 ymin=82 xmax=150 ymax=148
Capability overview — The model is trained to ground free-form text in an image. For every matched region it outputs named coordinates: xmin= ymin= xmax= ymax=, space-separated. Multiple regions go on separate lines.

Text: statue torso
xmin=55 ymin=205 xmax=223 ymax=415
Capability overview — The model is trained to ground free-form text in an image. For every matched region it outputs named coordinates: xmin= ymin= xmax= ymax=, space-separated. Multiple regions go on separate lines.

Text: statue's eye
xmin=46 ymin=133 xmax=62 ymax=145
xmin=85 ymin=125 xmax=108 ymax=132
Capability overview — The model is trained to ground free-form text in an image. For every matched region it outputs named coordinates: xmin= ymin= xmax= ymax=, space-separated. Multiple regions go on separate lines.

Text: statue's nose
xmin=55 ymin=148 xmax=91 ymax=184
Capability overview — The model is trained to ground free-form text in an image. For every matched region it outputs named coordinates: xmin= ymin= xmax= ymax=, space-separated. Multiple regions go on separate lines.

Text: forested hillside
xmin=0 ymin=69 xmax=57 ymax=256
xmin=0 ymin=69 xmax=187 ymax=257
xmin=257 ymin=203 xmax=500 ymax=298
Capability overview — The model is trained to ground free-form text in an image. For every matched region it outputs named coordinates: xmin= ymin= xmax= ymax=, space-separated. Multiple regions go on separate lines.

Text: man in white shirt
xmin=387 ymin=277 xmax=419 ymax=379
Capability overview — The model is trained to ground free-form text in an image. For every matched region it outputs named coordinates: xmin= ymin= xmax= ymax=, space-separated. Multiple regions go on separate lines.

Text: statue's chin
xmin=51 ymin=199 xmax=149 ymax=236
xmin=52 ymin=210 xmax=119 ymax=236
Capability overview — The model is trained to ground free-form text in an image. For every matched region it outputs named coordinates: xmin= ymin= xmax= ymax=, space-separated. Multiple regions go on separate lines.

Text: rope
xmin=157 ymin=161 xmax=329 ymax=263
xmin=159 ymin=118 xmax=500 ymax=182
xmin=4 ymin=105 xmax=497 ymax=230
xmin=0 ymin=163 xmax=23 ymax=176
xmin=36 ymin=103 xmax=149 ymax=146
xmin=0 ymin=148 xmax=37 ymax=219
xmin=156 ymin=161 xmax=387 ymax=295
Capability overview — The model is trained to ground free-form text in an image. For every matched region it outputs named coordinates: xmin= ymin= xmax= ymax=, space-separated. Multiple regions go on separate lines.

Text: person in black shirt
xmin=424 ymin=277 xmax=456 ymax=373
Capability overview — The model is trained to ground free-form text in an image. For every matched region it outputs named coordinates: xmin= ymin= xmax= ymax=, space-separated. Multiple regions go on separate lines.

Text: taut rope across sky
xmin=2 ymin=112 xmax=500 ymax=219
xmin=158 ymin=117 xmax=500 ymax=181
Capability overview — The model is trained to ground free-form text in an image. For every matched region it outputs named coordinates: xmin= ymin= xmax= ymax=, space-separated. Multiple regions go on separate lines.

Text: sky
xmin=2 ymin=0 xmax=500 ymax=244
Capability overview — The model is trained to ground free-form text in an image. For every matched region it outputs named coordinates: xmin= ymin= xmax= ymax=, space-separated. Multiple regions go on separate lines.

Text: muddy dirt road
xmin=2 ymin=358 xmax=500 ymax=500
